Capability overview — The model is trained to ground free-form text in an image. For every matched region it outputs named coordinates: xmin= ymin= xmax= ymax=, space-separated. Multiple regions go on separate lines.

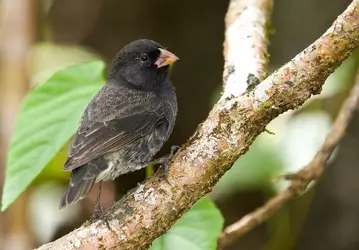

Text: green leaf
xmin=1 ymin=61 xmax=105 ymax=211
xmin=149 ymin=197 xmax=224 ymax=250
xmin=34 ymin=142 xmax=71 ymax=184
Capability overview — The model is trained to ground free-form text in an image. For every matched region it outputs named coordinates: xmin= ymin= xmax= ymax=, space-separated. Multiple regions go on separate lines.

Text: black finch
xmin=59 ymin=39 xmax=179 ymax=213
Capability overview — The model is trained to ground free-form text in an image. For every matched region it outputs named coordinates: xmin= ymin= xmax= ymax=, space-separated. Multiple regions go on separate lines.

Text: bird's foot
xmin=160 ymin=161 xmax=171 ymax=180
xmin=91 ymin=203 xmax=116 ymax=233
xmin=92 ymin=203 xmax=107 ymax=219
xmin=148 ymin=145 xmax=180 ymax=167
xmin=148 ymin=145 xmax=180 ymax=183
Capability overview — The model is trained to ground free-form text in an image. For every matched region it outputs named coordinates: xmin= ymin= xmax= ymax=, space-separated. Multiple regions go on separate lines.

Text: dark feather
xmin=64 ymin=112 xmax=163 ymax=171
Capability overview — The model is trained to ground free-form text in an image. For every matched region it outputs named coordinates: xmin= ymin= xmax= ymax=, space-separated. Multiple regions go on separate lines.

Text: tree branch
xmin=37 ymin=1 xmax=359 ymax=249
xmin=218 ymin=65 xmax=359 ymax=249
xmin=222 ymin=0 xmax=272 ymax=98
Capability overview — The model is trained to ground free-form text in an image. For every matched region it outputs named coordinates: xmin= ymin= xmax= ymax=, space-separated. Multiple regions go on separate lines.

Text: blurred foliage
xmin=278 ymin=112 xmax=332 ymax=174
xmin=150 ymin=197 xmax=224 ymax=250
xmin=212 ymin=136 xmax=283 ymax=200
xmin=2 ymin=61 xmax=105 ymax=211
xmin=28 ymin=182 xmax=82 ymax=244
xmin=27 ymin=42 xmax=101 ymax=87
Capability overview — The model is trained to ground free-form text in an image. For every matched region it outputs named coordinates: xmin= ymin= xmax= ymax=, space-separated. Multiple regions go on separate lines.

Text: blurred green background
xmin=0 ymin=0 xmax=358 ymax=249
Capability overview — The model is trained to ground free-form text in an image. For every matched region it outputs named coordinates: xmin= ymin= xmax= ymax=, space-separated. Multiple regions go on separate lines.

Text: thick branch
xmin=38 ymin=1 xmax=359 ymax=250
xmin=218 ymin=66 xmax=359 ymax=248
xmin=222 ymin=0 xmax=272 ymax=98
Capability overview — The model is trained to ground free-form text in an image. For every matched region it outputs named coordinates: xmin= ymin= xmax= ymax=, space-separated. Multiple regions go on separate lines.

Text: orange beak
xmin=155 ymin=48 xmax=179 ymax=68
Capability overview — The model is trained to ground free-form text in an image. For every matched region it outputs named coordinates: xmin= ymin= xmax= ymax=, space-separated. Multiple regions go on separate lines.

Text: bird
xmin=59 ymin=39 xmax=179 ymax=216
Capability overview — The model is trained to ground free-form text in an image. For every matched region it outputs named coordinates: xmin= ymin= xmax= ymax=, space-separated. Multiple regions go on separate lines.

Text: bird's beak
xmin=155 ymin=48 xmax=179 ymax=68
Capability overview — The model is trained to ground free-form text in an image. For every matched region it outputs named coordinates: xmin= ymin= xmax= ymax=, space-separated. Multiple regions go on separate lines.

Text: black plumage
xmin=59 ymin=39 xmax=179 ymax=211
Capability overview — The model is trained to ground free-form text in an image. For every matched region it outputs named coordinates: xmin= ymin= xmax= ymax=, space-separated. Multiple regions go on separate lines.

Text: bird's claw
xmin=146 ymin=145 xmax=180 ymax=185
xmin=169 ymin=145 xmax=180 ymax=157
xmin=148 ymin=145 xmax=180 ymax=166
xmin=92 ymin=204 xmax=107 ymax=219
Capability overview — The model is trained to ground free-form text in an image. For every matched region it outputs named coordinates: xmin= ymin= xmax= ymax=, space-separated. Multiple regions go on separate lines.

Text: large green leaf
xmin=149 ymin=197 xmax=224 ymax=250
xmin=1 ymin=61 xmax=105 ymax=211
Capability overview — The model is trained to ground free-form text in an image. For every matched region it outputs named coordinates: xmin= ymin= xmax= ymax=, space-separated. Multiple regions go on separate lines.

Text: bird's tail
xmin=59 ymin=166 xmax=95 ymax=209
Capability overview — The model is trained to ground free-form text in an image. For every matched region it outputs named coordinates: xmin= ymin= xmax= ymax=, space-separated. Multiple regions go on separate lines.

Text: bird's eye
xmin=140 ymin=54 xmax=149 ymax=62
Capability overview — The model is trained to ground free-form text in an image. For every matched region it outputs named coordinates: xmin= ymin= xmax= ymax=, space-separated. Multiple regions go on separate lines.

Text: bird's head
xmin=109 ymin=39 xmax=179 ymax=91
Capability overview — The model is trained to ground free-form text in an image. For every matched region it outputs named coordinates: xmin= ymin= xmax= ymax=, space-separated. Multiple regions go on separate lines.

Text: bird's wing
xmin=64 ymin=111 xmax=164 ymax=171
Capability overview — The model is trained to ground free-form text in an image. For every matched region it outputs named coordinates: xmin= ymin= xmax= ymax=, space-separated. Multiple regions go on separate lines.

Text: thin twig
xmin=218 ymin=68 xmax=359 ymax=248
xmin=37 ymin=1 xmax=359 ymax=249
